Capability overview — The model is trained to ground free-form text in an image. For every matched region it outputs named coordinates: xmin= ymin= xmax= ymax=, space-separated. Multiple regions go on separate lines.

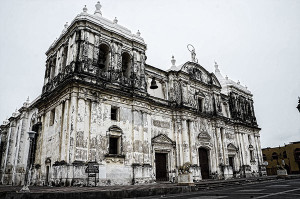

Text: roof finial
xmin=237 ymin=80 xmax=240 ymax=85
xmin=113 ymin=17 xmax=118 ymax=24
xmin=214 ymin=60 xmax=220 ymax=73
xmin=26 ymin=96 xmax=30 ymax=103
xmin=64 ymin=22 xmax=68 ymax=28
xmin=83 ymin=5 xmax=88 ymax=13
xmin=94 ymin=1 xmax=102 ymax=16
xmin=62 ymin=22 xmax=69 ymax=34
xmin=171 ymin=55 xmax=176 ymax=66
xmin=225 ymin=75 xmax=228 ymax=80
xmin=136 ymin=30 xmax=141 ymax=37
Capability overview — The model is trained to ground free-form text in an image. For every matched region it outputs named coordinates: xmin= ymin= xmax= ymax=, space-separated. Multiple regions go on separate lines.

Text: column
xmin=181 ymin=119 xmax=190 ymax=164
xmin=212 ymin=125 xmax=219 ymax=172
xmin=176 ymin=118 xmax=183 ymax=166
xmin=60 ymin=98 xmax=70 ymax=161
xmin=220 ymin=128 xmax=227 ymax=164
xmin=235 ymin=132 xmax=243 ymax=169
xmin=189 ymin=120 xmax=197 ymax=165
xmin=216 ymin=127 xmax=224 ymax=164
xmin=67 ymin=90 xmax=78 ymax=163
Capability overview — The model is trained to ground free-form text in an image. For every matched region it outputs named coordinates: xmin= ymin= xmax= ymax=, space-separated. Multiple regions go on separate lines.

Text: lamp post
xmin=20 ymin=131 xmax=36 ymax=192
xmin=297 ymin=97 xmax=300 ymax=112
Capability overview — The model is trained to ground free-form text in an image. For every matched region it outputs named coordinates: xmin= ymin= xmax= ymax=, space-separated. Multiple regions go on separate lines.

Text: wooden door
xmin=229 ymin=156 xmax=234 ymax=168
xmin=155 ymin=153 xmax=168 ymax=181
xmin=199 ymin=148 xmax=210 ymax=179
xmin=46 ymin=166 xmax=50 ymax=185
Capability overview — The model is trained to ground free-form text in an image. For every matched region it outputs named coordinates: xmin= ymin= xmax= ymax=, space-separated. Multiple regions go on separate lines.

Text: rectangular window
xmin=198 ymin=98 xmax=203 ymax=112
xmin=111 ymin=107 xmax=118 ymax=121
xmin=49 ymin=109 xmax=55 ymax=126
xmin=109 ymin=137 xmax=119 ymax=154
xmin=250 ymin=150 xmax=254 ymax=161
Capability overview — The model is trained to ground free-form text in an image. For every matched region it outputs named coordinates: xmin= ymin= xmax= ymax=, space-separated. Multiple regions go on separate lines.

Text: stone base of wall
xmin=29 ymin=163 xmax=155 ymax=186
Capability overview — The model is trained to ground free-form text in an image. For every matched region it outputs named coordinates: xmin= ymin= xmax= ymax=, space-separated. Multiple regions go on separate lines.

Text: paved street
xmin=135 ymin=178 xmax=300 ymax=199
xmin=1 ymin=176 xmax=300 ymax=198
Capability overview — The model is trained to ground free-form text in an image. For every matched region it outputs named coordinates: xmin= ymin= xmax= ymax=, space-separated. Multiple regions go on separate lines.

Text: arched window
xmin=121 ymin=52 xmax=131 ymax=77
xmin=283 ymin=151 xmax=287 ymax=159
xmin=263 ymin=154 xmax=267 ymax=161
xmin=62 ymin=45 xmax=68 ymax=70
xmin=107 ymin=125 xmax=123 ymax=156
xmin=98 ymin=44 xmax=110 ymax=70
xmin=50 ymin=60 xmax=56 ymax=79
xmin=294 ymin=148 xmax=300 ymax=161
xmin=272 ymin=152 xmax=278 ymax=160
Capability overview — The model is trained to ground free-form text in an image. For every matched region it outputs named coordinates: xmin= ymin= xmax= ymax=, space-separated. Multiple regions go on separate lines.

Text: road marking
xmin=237 ymin=189 xmax=265 ymax=192
xmin=266 ymin=184 xmax=290 ymax=187
xmin=254 ymin=188 xmax=300 ymax=198
xmin=189 ymin=197 xmax=227 ymax=199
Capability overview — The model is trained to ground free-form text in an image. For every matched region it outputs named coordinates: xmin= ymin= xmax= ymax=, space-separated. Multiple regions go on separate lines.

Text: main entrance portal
xmin=199 ymin=148 xmax=209 ymax=179
xmin=155 ymin=153 xmax=168 ymax=181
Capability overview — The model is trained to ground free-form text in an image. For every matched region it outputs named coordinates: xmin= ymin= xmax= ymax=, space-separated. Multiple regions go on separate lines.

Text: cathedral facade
xmin=0 ymin=3 xmax=266 ymax=186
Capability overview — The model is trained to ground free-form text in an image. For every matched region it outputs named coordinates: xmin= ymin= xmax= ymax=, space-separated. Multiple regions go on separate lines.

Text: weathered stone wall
xmin=0 ymin=5 xmax=264 ymax=186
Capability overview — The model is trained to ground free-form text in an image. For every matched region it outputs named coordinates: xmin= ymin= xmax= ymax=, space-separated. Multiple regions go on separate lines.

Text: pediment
xmin=227 ymin=143 xmax=239 ymax=152
xmin=198 ymin=131 xmax=211 ymax=141
xmin=108 ymin=125 xmax=122 ymax=133
xmin=152 ymin=134 xmax=175 ymax=145
xmin=180 ymin=62 xmax=212 ymax=85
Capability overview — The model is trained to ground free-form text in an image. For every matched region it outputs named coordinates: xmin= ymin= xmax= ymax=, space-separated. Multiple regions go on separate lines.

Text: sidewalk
xmin=1 ymin=175 xmax=299 ymax=199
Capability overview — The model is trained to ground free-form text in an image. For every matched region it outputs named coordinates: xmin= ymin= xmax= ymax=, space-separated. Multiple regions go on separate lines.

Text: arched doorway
xmin=199 ymin=148 xmax=210 ymax=179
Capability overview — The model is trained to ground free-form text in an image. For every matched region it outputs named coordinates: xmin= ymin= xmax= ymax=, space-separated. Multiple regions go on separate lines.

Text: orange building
xmin=262 ymin=141 xmax=300 ymax=175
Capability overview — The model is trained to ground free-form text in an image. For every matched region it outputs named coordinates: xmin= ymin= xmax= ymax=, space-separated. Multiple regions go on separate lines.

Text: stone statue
xmin=187 ymin=44 xmax=198 ymax=63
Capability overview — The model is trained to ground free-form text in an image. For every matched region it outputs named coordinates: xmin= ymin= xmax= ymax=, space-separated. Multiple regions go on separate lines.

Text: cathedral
xmin=0 ymin=2 xmax=266 ymax=186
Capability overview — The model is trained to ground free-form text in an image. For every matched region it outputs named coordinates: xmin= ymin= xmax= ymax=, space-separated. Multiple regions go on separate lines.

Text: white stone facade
xmin=0 ymin=3 xmax=265 ymax=186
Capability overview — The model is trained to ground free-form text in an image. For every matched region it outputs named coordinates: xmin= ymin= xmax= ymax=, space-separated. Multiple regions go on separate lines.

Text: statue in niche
xmin=193 ymin=68 xmax=202 ymax=80
xmin=188 ymin=88 xmax=196 ymax=108
xmin=204 ymin=95 xmax=210 ymax=112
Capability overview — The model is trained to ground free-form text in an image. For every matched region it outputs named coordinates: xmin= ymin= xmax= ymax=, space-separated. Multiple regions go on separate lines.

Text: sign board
xmin=88 ymin=173 xmax=96 ymax=177
xmin=85 ymin=162 xmax=98 ymax=187
xmin=85 ymin=163 xmax=99 ymax=173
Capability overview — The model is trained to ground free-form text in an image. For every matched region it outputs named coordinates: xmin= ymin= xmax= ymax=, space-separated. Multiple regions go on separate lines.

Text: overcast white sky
xmin=0 ymin=0 xmax=299 ymax=148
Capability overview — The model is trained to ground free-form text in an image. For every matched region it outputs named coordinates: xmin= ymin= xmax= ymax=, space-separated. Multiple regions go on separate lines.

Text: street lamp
xmin=297 ymin=97 xmax=300 ymax=113
xmin=20 ymin=131 xmax=36 ymax=192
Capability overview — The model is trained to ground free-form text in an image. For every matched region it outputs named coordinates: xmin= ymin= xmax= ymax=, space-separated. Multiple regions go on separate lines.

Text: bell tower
xmin=42 ymin=2 xmax=147 ymax=96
